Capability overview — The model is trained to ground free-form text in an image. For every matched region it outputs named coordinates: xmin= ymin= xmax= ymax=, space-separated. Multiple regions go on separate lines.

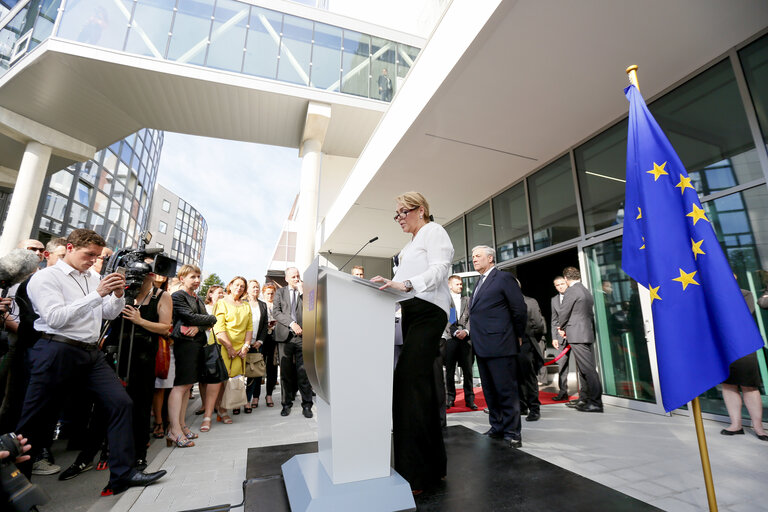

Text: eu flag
xmin=622 ymin=84 xmax=764 ymax=412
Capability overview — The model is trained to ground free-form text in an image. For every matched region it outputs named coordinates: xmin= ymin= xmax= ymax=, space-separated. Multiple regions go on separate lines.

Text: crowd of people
xmin=1 ymin=188 xmax=767 ymax=502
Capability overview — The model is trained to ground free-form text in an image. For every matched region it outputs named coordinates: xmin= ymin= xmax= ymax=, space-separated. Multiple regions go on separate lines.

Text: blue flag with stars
xmin=622 ymin=84 xmax=764 ymax=413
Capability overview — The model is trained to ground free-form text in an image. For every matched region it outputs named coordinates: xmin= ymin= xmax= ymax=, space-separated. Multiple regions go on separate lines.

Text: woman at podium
xmin=372 ymin=191 xmax=453 ymax=494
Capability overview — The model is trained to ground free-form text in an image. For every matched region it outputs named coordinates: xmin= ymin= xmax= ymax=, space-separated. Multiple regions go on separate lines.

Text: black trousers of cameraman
xmin=16 ymin=339 xmax=135 ymax=484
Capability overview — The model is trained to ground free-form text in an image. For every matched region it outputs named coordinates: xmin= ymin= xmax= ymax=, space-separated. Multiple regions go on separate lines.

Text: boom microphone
xmin=0 ymin=249 xmax=40 ymax=290
xmin=338 ymin=237 xmax=378 ymax=273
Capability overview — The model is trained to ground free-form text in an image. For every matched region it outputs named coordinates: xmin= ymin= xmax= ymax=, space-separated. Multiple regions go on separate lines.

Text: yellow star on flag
xmin=640 ymin=236 xmax=645 ymax=250
xmin=686 ymin=203 xmax=709 ymax=225
xmin=636 ymin=207 xmax=642 ymax=220
xmin=672 ymin=268 xmax=699 ymax=291
xmin=691 ymin=238 xmax=705 ymax=260
xmin=675 ymin=174 xmax=694 ymax=195
xmin=649 ymin=285 xmax=661 ymax=304
xmin=647 ymin=161 xmax=669 ymax=181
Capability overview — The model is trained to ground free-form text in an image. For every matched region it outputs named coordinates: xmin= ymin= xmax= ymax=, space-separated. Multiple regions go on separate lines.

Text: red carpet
xmin=447 ymin=387 xmax=578 ymax=413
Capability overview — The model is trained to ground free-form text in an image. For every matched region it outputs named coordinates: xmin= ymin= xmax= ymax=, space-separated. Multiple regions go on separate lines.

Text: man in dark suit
xmin=557 ymin=267 xmax=603 ymax=413
xmin=550 ymin=276 xmax=573 ymax=402
xmin=520 ymin=290 xmax=545 ymax=421
xmin=469 ymin=246 xmax=527 ymax=447
xmin=273 ymin=267 xmax=314 ymax=418
xmin=443 ymin=275 xmax=476 ymax=410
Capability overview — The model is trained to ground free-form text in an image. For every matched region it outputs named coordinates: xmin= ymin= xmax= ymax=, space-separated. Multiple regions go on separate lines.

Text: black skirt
xmin=172 ymin=338 xmax=204 ymax=386
xmin=724 ymin=351 xmax=762 ymax=388
xmin=393 ymin=297 xmax=448 ymax=490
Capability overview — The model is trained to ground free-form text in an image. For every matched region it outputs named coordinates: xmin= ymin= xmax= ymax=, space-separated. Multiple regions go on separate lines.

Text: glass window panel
xmin=80 ymin=160 xmax=98 ymax=184
xmin=103 ymin=149 xmax=118 ymax=173
xmin=341 ymin=30 xmax=369 ymax=97
xmin=371 ymin=36 xmax=395 ymax=102
xmin=69 ymin=203 xmax=88 ymax=228
xmin=529 ymin=156 xmax=580 ymax=249
xmin=128 ymin=217 xmax=136 ymax=238
xmin=162 ymin=199 xmax=171 ymax=212
xmin=43 ymin=191 xmax=67 ymax=221
xmin=119 ymin=141 xmax=132 ymax=164
xmin=0 ymin=5 xmax=32 ymax=72
xmin=39 ymin=217 xmax=51 ymax=232
xmin=585 ymin=237 xmax=656 ymax=402
xmin=167 ymin=0 xmax=214 ymax=66
xmin=159 ymin=220 xmax=167 ymax=234
xmin=120 ymin=209 xmax=129 ymax=230
xmin=648 ymin=59 xmax=761 ymax=194
xmin=93 ymin=191 xmax=108 ymax=215
xmin=113 ymin=180 xmax=125 ymax=197
xmin=57 ymin=0 xmax=132 ymax=49
xmin=75 ymin=181 xmax=92 ymax=205
xmin=98 ymin=171 xmax=113 ymax=193
xmin=124 ymin=0 xmax=175 ymax=58
xmin=311 ymin=22 xmax=341 ymax=91
xmin=206 ymin=0 xmax=248 ymax=72
xmin=466 ymin=202 xmax=493 ymax=255
xmin=243 ymin=6 xmax=281 ymax=79
xmin=108 ymin=201 xmax=121 ymax=222
xmin=444 ymin=218 xmax=466 ymax=273
xmin=275 ymin=15 xmax=312 ymax=86
xmin=49 ymin=170 xmax=73 ymax=196
xmin=396 ymin=43 xmax=419 ymax=81
xmin=739 ymin=34 xmax=768 ymax=157
xmin=127 ymin=171 xmax=137 ymax=194
xmin=493 ymin=183 xmax=531 ymax=262
xmin=30 ymin=0 xmax=60 ymax=51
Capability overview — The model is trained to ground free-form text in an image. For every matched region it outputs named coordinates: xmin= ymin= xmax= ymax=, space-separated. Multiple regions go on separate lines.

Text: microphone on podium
xmin=338 ymin=237 xmax=378 ymax=273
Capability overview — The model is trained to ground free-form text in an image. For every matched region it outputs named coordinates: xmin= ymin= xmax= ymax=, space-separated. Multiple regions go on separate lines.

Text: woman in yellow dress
xmin=213 ymin=276 xmax=253 ymax=423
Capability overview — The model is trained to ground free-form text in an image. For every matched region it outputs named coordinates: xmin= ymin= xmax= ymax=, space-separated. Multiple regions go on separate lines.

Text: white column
xmin=0 ymin=141 xmax=52 ymax=255
xmin=295 ymin=138 xmax=322 ymax=275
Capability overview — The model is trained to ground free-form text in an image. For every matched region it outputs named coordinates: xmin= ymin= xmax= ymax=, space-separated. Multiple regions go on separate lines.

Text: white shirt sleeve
xmin=409 ymin=224 xmax=453 ymax=294
xmin=101 ymin=292 xmax=126 ymax=320
xmin=28 ymin=274 xmax=105 ymax=330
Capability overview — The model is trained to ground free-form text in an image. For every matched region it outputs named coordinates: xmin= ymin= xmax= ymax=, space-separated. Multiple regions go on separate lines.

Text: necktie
xmin=471 ymin=275 xmax=486 ymax=306
xmin=449 ymin=305 xmax=457 ymax=324
xmin=559 ymin=294 xmax=563 ymax=304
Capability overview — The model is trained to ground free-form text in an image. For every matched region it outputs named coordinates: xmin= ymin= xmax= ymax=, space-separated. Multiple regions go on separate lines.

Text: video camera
xmin=0 ymin=433 xmax=48 ymax=512
xmin=102 ymin=232 xmax=177 ymax=303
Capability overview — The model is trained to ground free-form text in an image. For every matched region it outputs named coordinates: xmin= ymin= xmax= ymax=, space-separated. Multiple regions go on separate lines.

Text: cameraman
xmin=16 ymin=229 xmax=165 ymax=496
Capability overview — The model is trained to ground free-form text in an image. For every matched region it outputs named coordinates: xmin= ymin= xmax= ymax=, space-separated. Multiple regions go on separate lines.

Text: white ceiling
xmin=319 ymin=0 xmax=768 ymax=258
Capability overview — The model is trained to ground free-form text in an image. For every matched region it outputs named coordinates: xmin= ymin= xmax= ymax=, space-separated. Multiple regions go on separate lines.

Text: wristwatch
xmin=403 ymin=280 xmax=413 ymax=292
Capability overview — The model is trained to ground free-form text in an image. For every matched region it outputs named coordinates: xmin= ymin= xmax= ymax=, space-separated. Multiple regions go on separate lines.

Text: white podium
xmin=281 ymin=257 xmax=415 ymax=512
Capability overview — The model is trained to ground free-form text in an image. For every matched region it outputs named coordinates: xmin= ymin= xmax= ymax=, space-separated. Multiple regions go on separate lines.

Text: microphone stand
xmin=338 ymin=237 xmax=378 ymax=272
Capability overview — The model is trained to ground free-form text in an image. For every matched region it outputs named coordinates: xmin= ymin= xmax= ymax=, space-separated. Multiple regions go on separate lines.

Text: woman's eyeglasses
xmin=393 ymin=207 xmax=417 ymax=222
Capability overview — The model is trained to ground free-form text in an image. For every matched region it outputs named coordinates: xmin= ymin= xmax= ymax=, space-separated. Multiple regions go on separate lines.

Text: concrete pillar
xmin=0 ymin=141 xmax=52 ymax=255
xmin=296 ymin=138 xmax=322 ymax=275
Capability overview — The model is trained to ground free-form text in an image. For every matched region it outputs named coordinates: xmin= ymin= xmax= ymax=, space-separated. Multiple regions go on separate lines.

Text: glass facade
xmin=33 ymin=129 xmax=164 ymax=249
xmin=0 ymin=0 xmax=421 ymax=103
xmin=445 ymin=33 xmax=768 ymax=413
xmin=169 ymin=197 xmax=207 ymax=267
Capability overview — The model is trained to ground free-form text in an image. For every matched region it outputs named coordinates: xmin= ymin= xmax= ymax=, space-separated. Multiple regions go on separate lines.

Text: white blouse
xmin=392 ymin=221 xmax=454 ymax=316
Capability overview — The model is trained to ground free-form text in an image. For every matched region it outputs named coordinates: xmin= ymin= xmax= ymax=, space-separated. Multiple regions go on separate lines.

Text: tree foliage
xmin=199 ymin=273 xmax=225 ymax=300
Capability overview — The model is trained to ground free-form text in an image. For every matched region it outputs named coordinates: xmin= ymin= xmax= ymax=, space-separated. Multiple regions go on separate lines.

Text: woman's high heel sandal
xmin=166 ymin=433 xmax=195 ymax=448
xmin=181 ymin=426 xmax=198 ymax=440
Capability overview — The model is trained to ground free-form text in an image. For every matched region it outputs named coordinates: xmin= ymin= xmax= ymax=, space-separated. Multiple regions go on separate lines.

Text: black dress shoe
xmin=575 ymin=403 xmax=603 ymax=413
xmin=104 ymin=470 xmax=167 ymax=496
xmin=720 ymin=428 xmax=744 ymax=436
xmin=552 ymin=394 xmax=568 ymax=402
xmin=504 ymin=436 xmax=522 ymax=448
xmin=565 ymin=399 xmax=586 ymax=408
xmin=281 ymin=405 xmax=292 ymax=417
xmin=302 ymin=406 xmax=313 ymax=418
xmin=525 ymin=411 xmax=540 ymax=422
xmin=467 ymin=402 xmax=478 ymax=410
xmin=135 ymin=459 xmax=148 ymax=471
xmin=756 ymin=434 xmax=768 ymax=441
xmin=446 ymin=401 xmax=454 ymax=409
xmin=520 ymin=407 xmax=529 ymax=416
xmin=483 ymin=428 xmax=504 ymax=439
xmin=59 ymin=461 xmax=93 ymax=481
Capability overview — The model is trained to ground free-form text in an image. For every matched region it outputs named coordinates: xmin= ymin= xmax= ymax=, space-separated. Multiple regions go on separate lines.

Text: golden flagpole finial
xmin=626 ymin=65 xmax=640 ymax=92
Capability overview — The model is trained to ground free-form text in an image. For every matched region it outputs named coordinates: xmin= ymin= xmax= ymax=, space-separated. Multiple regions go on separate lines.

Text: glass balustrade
xmin=0 ymin=0 xmax=420 ymax=103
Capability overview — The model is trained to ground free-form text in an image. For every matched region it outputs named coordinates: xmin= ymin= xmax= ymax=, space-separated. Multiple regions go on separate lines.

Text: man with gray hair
xmin=469 ymin=245 xmax=527 ymax=447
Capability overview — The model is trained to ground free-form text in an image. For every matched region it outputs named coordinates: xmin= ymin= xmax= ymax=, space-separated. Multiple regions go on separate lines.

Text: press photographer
xmin=15 ymin=229 xmax=166 ymax=497
xmin=0 ymin=433 xmax=49 ymax=511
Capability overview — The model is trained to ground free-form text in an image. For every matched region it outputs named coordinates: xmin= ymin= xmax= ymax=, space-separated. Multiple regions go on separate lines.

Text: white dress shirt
xmin=27 ymin=259 xmax=125 ymax=344
xmin=392 ymin=221 xmax=454 ymax=316
xmin=251 ymin=299 xmax=262 ymax=343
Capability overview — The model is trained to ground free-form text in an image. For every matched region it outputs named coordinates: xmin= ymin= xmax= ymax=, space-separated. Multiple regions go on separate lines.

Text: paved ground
xmin=31 ymin=380 xmax=768 ymax=512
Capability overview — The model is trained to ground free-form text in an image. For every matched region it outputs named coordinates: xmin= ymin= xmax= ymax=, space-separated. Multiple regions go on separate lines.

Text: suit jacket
xmin=557 ymin=282 xmax=595 ymax=344
xmin=468 ymin=267 xmax=527 ymax=358
xmin=273 ymin=286 xmax=302 ymax=342
xmin=252 ymin=300 xmax=269 ymax=343
xmin=523 ymin=295 xmax=545 ymax=360
xmin=550 ymin=294 xmax=565 ymax=345
xmin=171 ymin=290 xmax=217 ymax=343
xmin=443 ymin=295 xmax=470 ymax=341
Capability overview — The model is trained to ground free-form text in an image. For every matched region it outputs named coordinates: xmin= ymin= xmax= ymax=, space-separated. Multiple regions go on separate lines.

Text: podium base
xmin=281 ymin=454 xmax=416 ymax=512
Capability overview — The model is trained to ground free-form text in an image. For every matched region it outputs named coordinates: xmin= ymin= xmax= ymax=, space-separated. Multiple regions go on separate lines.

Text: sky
xmin=156 ymin=132 xmax=302 ymax=284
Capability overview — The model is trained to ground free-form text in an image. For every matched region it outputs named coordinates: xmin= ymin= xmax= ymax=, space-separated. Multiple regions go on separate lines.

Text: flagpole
xmin=625 ymin=64 xmax=718 ymax=512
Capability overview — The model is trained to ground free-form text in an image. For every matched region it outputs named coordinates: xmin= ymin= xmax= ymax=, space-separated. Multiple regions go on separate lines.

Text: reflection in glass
xmin=57 ymin=0 xmax=132 ymax=50
xmin=49 ymin=170 xmax=73 ymax=196
xmin=371 ymin=36 xmax=395 ymax=102
xmin=243 ymin=7 xmax=281 ymax=79
xmin=341 ymin=30 xmax=369 ymax=97
xmin=0 ymin=4 xmax=32 ymax=72
xmin=75 ymin=182 xmax=92 ymax=205
xmin=90 ymin=214 xmax=104 ymax=232
xmin=493 ymin=183 xmax=530 ymax=262
xmin=585 ymin=237 xmax=655 ymax=402
xmin=444 ymin=218 xmax=466 ymax=273
xmin=739 ymin=34 xmax=768 ymax=153
xmin=311 ymin=22 xmax=341 ymax=91
xmin=277 ymin=15 xmax=312 ymax=86
xmin=466 ymin=202 xmax=493 ymax=256
xmin=528 ymin=156 xmax=579 ymax=249
xmin=94 ymin=191 xmax=108 ymax=216
xmin=30 ymin=0 xmax=60 ymax=51
xmin=206 ymin=0 xmax=249 ymax=72
xmin=124 ymin=0 xmax=175 ymax=59
xmin=166 ymin=0 xmax=214 ymax=66
xmin=69 ymin=203 xmax=88 ymax=228
xmin=396 ymin=43 xmax=418 ymax=82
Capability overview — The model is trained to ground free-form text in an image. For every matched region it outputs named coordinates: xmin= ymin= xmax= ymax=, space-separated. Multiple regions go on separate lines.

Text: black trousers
xmin=570 ymin=343 xmax=602 ymax=406
xmin=476 ymin=354 xmax=521 ymax=439
xmin=517 ymin=341 xmax=541 ymax=413
xmin=554 ymin=344 xmax=572 ymax=396
xmin=445 ymin=337 xmax=475 ymax=404
xmin=248 ymin=335 xmax=279 ymax=400
xmin=394 ymin=298 xmax=447 ymax=490
xmin=434 ymin=338 xmax=446 ymax=427
xmin=278 ymin=338 xmax=312 ymax=407
xmin=17 ymin=339 xmax=135 ymax=484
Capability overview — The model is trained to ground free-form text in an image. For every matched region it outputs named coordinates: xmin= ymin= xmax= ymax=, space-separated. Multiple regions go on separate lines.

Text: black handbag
xmin=200 ymin=341 xmax=228 ymax=383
